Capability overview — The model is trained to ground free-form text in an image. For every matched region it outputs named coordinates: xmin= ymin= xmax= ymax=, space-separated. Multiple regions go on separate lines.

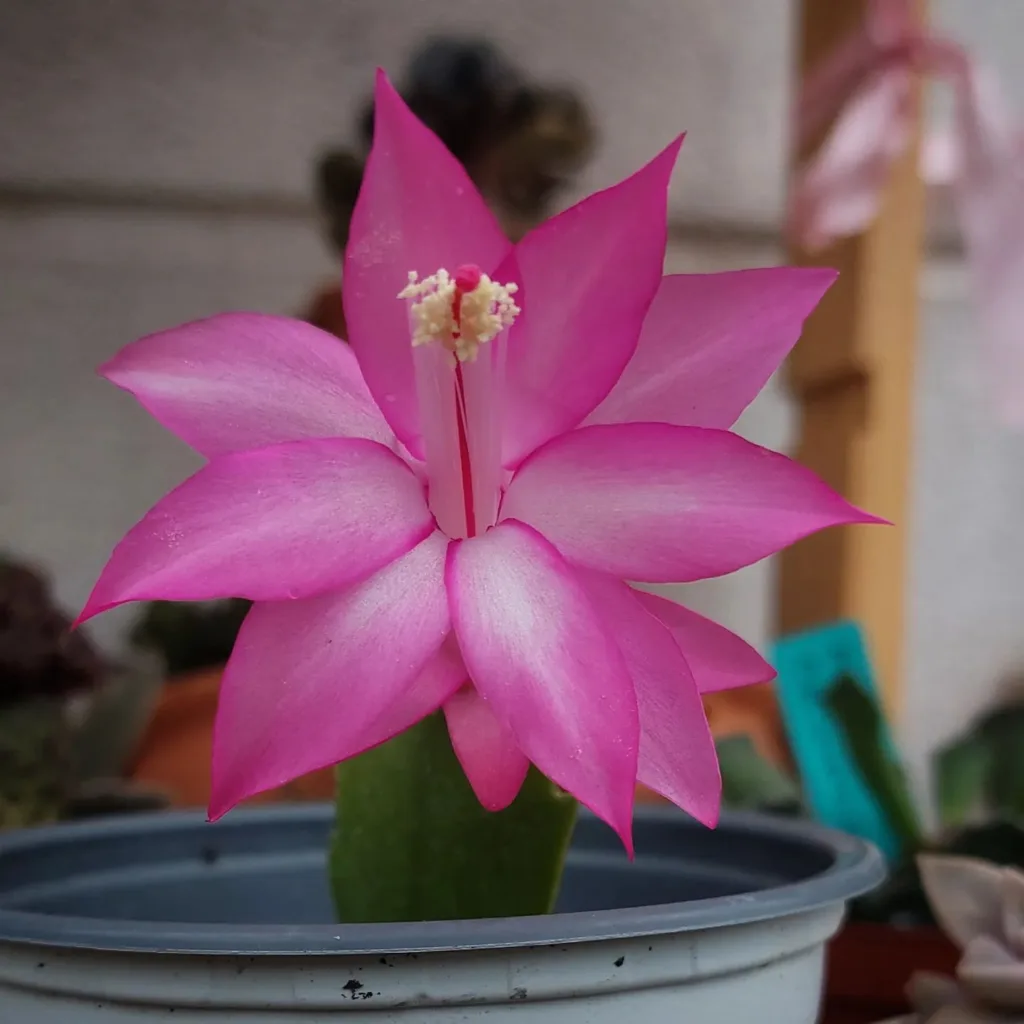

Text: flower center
xmin=399 ymin=264 xmax=519 ymax=364
xmin=401 ymin=264 xmax=518 ymax=541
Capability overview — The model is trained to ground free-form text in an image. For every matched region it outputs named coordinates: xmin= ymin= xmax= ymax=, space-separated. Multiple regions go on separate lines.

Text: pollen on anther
xmin=399 ymin=265 xmax=520 ymax=362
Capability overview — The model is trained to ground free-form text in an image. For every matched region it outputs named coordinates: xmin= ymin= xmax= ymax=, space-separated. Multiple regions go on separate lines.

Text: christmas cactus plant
xmin=79 ymin=71 xmax=881 ymax=922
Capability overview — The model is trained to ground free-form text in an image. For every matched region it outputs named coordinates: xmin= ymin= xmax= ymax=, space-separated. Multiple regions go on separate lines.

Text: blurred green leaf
xmin=826 ymin=674 xmax=925 ymax=852
xmin=934 ymin=733 xmax=991 ymax=831
xmin=130 ymin=599 xmax=250 ymax=676
xmin=717 ymin=734 xmax=803 ymax=814
xmin=0 ymin=698 xmax=69 ymax=827
xmin=980 ymin=706 xmax=1024 ymax=820
xmin=70 ymin=654 xmax=164 ymax=782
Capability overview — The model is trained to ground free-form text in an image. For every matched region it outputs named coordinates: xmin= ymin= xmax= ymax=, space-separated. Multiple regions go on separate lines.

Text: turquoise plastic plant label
xmin=771 ymin=620 xmax=902 ymax=861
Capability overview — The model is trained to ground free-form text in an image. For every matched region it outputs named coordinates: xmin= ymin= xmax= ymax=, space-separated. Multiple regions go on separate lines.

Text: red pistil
xmin=454 ymin=263 xmax=483 ymax=293
xmin=451 ymin=266 xmax=481 ymax=538
xmin=454 ymin=363 xmax=475 ymax=538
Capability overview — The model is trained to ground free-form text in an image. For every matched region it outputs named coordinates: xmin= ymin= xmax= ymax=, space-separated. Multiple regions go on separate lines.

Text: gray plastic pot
xmin=0 ymin=804 xmax=883 ymax=1021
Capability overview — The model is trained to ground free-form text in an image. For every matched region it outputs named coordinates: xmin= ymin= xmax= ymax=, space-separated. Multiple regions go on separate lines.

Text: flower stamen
xmin=399 ymin=264 xmax=519 ymax=363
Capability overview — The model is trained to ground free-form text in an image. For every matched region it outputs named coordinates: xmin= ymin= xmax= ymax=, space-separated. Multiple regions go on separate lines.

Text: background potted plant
xmin=0 ymin=555 xmax=166 ymax=828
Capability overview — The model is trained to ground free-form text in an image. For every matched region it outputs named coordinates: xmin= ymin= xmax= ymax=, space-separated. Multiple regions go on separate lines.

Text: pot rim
xmin=0 ymin=804 xmax=884 ymax=956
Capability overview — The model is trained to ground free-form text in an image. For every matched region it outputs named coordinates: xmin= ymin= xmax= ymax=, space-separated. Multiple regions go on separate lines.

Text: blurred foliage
xmin=130 ymin=599 xmax=250 ymax=677
xmin=717 ymin=733 xmax=803 ymax=816
xmin=0 ymin=554 xmax=169 ymax=828
xmin=720 ymin=669 xmax=1024 ymax=928
xmin=0 ymin=555 xmax=106 ymax=707
xmin=935 ymin=703 xmax=1024 ymax=830
xmin=0 ymin=698 xmax=69 ymax=827
xmin=824 ymin=674 xmax=1024 ymax=926
xmin=826 ymin=675 xmax=926 ymax=851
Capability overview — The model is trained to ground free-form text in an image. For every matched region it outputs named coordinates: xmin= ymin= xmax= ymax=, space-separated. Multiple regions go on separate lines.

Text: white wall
xmin=0 ymin=0 xmax=793 ymax=223
xmin=3 ymin=0 xmax=1024 ymax=801
xmin=904 ymin=259 xmax=1024 ymax=798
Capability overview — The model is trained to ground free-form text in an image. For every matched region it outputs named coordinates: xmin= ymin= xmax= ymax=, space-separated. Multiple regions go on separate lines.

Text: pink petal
xmin=447 ymin=520 xmax=638 ymax=848
xmin=502 ymin=423 xmax=883 ymax=583
xmin=632 ymin=590 xmax=775 ymax=693
xmin=578 ymin=570 xmax=720 ymax=827
xmin=79 ymin=437 xmax=433 ymax=620
xmin=344 ymin=70 xmax=511 ymax=458
xmin=359 ymin=633 xmax=468 ymax=750
xmin=101 ymin=313 xmax=392 ymax=458
xmin=411 ymin=341 xmax=471 ymax=538
xmin=586 ymin=268 xmax=836 ymax=430
xmin=444 ymin=686 xmax=530 ymax=811
xmin=499 ymin=138 xmax=683 ymax=468
xmin=458 ymin=333 xmax=505 ymax=532
xmin=209 ymin=532 xmax=453 ymax=817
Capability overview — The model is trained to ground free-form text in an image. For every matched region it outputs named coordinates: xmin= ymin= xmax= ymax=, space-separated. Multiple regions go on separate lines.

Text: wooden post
xmin=777 ymin=0 xmax=928 ymax=713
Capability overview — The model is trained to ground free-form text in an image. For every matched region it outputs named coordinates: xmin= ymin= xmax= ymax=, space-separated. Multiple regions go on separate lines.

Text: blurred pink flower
xmin=80 ymin=71 xmax=879 ymax=849
xmin=788 ymin=0 xmax=1024 ymax=427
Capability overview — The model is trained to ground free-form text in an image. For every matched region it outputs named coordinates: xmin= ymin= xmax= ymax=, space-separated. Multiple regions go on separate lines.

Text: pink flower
xmin=80 ymin=71 xmax=880 ymax=849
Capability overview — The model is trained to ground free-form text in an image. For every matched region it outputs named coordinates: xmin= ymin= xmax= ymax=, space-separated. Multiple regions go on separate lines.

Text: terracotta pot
xmin=820 ymin=922 xmax=958 ymax=1024
xmin=128 ymin=668 xmax=334 ymax=809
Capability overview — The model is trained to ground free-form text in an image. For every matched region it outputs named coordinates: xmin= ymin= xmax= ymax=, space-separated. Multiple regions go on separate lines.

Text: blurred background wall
xmin=1 ymin=0 xmax=1023 ymax=801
